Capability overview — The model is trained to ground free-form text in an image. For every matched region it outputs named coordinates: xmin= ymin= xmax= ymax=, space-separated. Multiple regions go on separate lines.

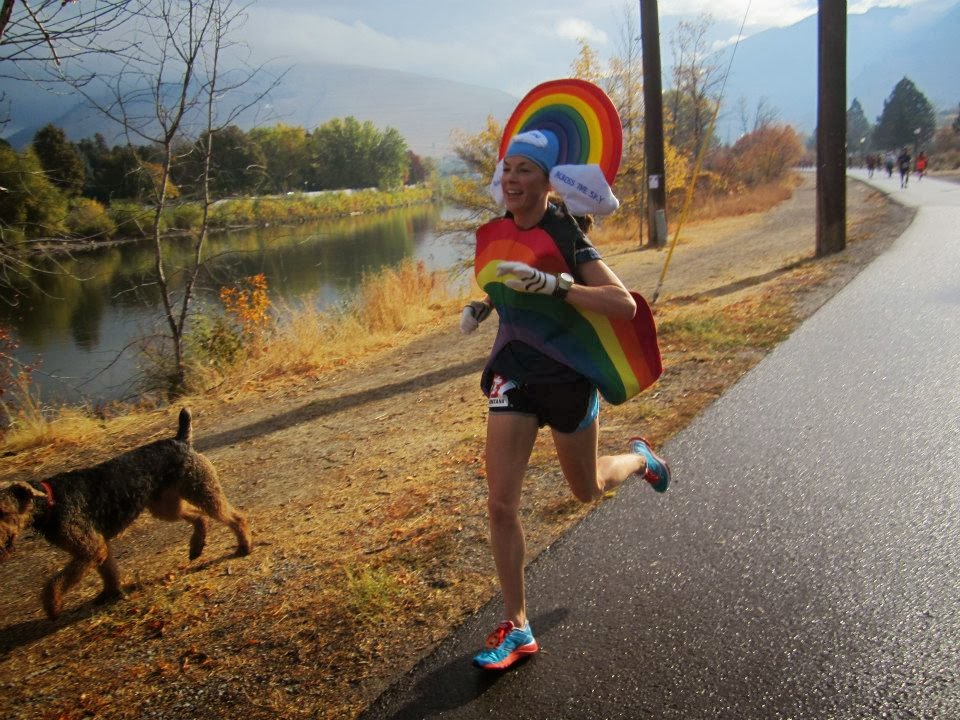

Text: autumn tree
xmin=445 ymin=115 xmax=503 ymax=235
xmin=571 ymin=37 xmax=604 ymax=86
xmin=873 ymin=77 xmax=936 ymax=150
xmin=724 ymin=124 xmax=803 ymax=187
xmin=405 ymin=150 xmax=434 ymax=185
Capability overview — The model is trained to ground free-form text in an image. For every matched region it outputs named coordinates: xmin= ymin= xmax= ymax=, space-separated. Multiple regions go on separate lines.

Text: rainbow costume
xmin=475 ymin=214 xmax=661 ymax=405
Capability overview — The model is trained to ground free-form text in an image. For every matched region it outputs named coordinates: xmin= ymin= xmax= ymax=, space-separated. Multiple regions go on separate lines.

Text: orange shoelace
xmin=484 ymin=621 xmax=514 ymax=649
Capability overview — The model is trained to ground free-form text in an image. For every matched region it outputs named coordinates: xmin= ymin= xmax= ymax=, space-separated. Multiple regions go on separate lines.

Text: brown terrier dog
xmin=0 ymin=408 xmax=251 ymax=619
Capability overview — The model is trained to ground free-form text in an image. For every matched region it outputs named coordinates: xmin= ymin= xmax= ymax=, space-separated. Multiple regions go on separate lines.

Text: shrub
xmin=109 ymin=200 xmax=155 ymax=238
xmin=253 ymin=197 xmax=288 ymax=225
xmin=187 ymin=311 xmax=245 ymax=373
xmin=66 ymin=198 xmax=117 ymax=239
xmin=727 ymin=125 xmax=804 ymax=187
xmin=165 ymin=203 xmax=204 ymax=231
xmin=185 ymin=274 xmax=272 ymax=379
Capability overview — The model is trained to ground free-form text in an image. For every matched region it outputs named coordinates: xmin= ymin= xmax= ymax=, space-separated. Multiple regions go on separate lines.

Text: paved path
xmin=361 ymin=171 xmax=960 ymax=719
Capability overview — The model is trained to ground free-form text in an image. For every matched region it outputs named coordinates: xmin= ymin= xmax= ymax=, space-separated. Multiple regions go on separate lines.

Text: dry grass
xmin=238 ymin=259 xmax=455 ymax=377
xmin=595 ymin=175 xmax=802 ymax=254
xmin=684 ymin=174 xmax=801 ymax=222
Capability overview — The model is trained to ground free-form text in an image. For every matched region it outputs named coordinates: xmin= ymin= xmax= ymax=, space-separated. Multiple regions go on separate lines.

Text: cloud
xmin=243 ymin=12 xmax=491 ymax=84
xmin=554 ymin=18 xmax=609 ymax=44
xmin=661 ymin=0 xmax=931 ymax=30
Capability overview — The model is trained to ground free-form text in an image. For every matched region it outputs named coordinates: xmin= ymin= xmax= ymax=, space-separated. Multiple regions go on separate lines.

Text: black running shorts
xmin=487 ymin=374 xmax=599 ymax=433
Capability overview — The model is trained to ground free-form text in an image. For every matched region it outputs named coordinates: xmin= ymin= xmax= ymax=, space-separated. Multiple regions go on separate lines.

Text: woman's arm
xmin=565 ymin=259 xmax=637 ymax=319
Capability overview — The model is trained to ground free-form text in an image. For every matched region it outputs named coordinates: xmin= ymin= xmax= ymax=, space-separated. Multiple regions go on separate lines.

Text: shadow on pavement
xmin=362 ymin=607 xmax=570 ymax=719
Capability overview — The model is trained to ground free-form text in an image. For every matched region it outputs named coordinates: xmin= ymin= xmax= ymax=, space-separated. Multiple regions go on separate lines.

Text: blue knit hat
xmin=504 ymin=130 xmax=560 ymax=174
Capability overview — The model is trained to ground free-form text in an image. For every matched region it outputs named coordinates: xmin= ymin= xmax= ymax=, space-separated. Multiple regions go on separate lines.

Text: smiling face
xmin=501 ymin=155 xmax=551 ymax=228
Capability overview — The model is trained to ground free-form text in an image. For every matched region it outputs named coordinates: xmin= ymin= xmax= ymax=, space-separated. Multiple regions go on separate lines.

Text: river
xmin=0 ymin=204 xmax=473 ymax=405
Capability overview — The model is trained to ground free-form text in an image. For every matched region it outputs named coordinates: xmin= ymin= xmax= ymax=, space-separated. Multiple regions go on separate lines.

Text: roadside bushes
xmin=711 ymin=125 xmax=805 ymax=187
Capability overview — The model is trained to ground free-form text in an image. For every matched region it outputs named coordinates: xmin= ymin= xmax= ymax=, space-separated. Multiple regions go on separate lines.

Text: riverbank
xmin=19 ymin=185 xmax=437 ymax=258
xmin=0 ymin=174 xmax=915 ymax=719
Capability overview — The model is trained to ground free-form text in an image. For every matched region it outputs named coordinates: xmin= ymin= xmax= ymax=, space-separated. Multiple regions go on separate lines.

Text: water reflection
xmin=0 ymin=204 xmax=471 ymax=404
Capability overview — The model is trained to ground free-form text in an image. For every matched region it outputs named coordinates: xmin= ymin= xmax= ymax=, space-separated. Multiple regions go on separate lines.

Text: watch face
xmin=559 ymin=272 xmax=574 ymax=289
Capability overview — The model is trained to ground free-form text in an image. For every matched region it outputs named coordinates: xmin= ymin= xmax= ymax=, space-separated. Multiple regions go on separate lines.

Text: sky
xmin=240 ymin=0 xmax=932 ymax=97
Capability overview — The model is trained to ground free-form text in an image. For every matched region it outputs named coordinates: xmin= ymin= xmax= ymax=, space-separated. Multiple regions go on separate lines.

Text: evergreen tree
xmin=873 ymin=77 xmax=936 ymax=150
xmin=846 ymin=99 xmax=872 ymax=152
xmin=953 ymin=103 xmax=960 ymax=135
xmin=76 ymin=138 xmax=151 ymax=202
xmin=32 ymin=124 xmax=86 ymax=197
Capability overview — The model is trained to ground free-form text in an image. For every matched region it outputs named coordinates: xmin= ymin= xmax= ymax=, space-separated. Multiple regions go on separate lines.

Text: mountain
xmin=0 ymin=63 xmax=518 ymax=159
xmin=711 ymin=1 xmax=960 ymax=142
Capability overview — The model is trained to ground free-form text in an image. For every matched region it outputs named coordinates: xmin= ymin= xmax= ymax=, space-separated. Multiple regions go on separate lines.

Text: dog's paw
xmin=93 ymin=588 xmax=125 ymax=606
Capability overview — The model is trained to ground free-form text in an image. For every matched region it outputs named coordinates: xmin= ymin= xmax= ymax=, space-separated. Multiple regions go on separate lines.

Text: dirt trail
xmin=0 ymin=175 xmax=915 ymax=720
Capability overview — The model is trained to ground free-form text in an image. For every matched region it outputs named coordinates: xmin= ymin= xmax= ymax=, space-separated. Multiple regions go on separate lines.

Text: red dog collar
xmin=39 ymin=480 xmax=55 ymax=507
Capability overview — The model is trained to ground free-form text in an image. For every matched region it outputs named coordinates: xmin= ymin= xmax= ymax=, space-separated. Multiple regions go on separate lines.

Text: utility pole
xmin=816 ymin=0 xmax=846 ymax=256
xmin=640 ymin=0 xmax=668 ymax=248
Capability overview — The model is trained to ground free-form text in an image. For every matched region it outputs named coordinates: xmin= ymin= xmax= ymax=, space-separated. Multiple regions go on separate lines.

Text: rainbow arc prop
xmin=489 ymin=78 xmax=624 ymax=216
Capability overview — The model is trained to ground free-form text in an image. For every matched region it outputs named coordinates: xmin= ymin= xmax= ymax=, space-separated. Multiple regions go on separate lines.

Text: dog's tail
xmin=176 ymin=407 xmax=193 ymax=445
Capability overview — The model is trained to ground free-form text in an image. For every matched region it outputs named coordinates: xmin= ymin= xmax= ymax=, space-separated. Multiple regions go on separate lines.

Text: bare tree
xmin=736 ymin=95 xmax=780 ymax=137
xmin=67 ymin=0 xmax=278 ymax=396
xmin=603 ymin=4 xmax=645 ymax=239
xmin=667 ymin=13 xmax=722 ymax=159
xmin=0 ymin=0 xmax=139 ymax=69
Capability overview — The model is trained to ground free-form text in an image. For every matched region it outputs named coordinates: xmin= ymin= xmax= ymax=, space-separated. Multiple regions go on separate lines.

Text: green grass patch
xmin=344 ymin=566 xmax=404 ymax=625
xmin=659 ymin=294 xmax=796 ymax=354
xmin=658 ymin=312 xmax=745 ymax=351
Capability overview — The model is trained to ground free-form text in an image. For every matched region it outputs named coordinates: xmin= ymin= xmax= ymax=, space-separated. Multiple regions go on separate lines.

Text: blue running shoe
xmin=472 ymin=621 xmax=538 ymax=670
xmin=629 ymin=437 xmax=670 ymax=493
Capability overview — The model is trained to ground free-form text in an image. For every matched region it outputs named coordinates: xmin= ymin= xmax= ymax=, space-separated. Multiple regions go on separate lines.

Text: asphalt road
xmin=361 ymin=170 xmax=960 ymax=720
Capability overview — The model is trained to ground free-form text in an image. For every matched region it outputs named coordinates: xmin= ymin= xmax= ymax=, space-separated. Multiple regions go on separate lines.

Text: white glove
xmin=460 ymin=300 xmax=492 ymax=334
xmin=496 ymin=261 xmax=557 ymax=295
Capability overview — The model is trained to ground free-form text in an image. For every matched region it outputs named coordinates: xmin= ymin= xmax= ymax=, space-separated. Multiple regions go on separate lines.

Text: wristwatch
xmin=553 ymin=272 xmax=574 ymax=300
